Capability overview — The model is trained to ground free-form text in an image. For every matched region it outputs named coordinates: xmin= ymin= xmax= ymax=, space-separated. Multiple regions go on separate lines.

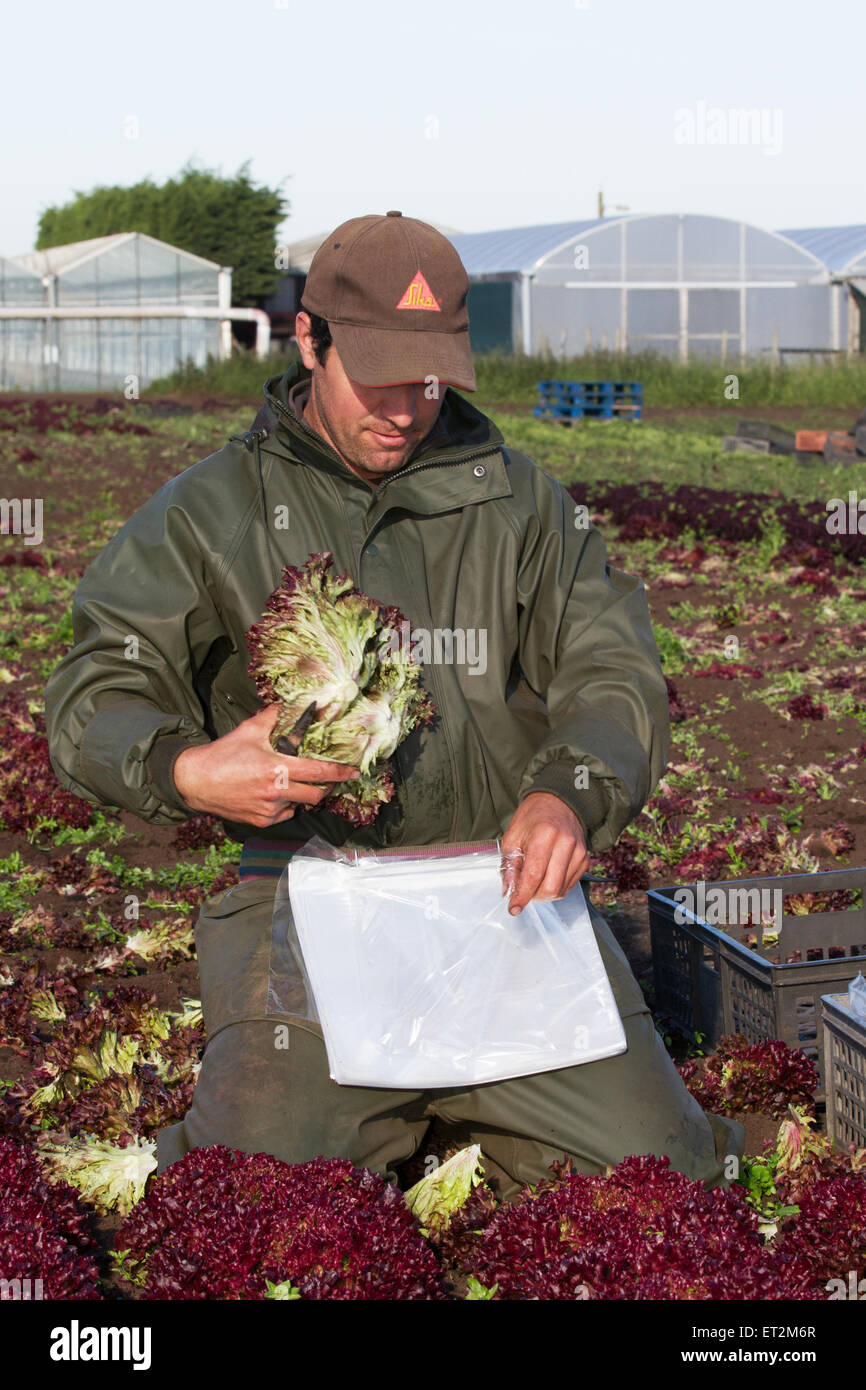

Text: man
xmin=45 ymin=211 xmax=743 ymax=1198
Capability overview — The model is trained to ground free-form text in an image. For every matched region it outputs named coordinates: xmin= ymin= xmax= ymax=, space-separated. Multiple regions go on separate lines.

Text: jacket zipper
xmin=372 ymin=443 xmax=502 ymax=495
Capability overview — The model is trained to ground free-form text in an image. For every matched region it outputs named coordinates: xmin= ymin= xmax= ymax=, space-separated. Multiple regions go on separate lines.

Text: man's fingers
xmin=286 ymin=757 xmax=360 ymax=783
xmin=506 ymin=840 xmax=553 ymax=913
xmin=500 ymin=847 xmax=524 ymax=899
xmin=244 ymin=706 xmax=360 ymax=784
xmin=534 ymin=836 xmax=582 ymax=901
xmin=506 ymin=838 xmax=588 ymax=914
xmin=570 ymin=843 xmax=591 ymax=885
xmin=253 ymin=703 xmax=282 ymax=728
xmin=253 ymin=707 xmax=359 ymax=780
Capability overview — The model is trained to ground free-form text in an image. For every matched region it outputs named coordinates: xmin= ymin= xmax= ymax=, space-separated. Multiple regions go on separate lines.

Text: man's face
xmin=295 ymin=312 xmax=445 ymax=487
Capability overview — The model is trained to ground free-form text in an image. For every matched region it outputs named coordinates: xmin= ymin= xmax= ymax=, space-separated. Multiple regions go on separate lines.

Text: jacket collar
xmin=258 ymin=362 xmax=511 ymax=514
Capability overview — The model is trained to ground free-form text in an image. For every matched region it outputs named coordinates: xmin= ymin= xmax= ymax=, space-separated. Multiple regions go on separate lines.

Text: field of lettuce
xmin=1 ymin=383 xmax=865 ymax=1304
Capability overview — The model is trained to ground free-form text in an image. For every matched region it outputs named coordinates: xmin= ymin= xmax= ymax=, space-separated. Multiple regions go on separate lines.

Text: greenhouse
xmin=779 ymin=224 xmax=866 ymax=353
xmin=0 ymin=254 xmax=44 ymax=390
xmin=446 ymin=214 xmax=852 ymax=361
xmin=0 ymin=232 xmax=228 ymax=390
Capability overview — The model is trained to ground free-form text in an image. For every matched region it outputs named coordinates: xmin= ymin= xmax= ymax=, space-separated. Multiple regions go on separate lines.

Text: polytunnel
xmin=447 ymin=214 xmax=839 ymax=361
xmin=780 ymin=225 xmax=866 ymax=354
xmin=0 ymin=255 xmax=45 ymax=389
xmin=2 ymin=232 xmax=228 ymax=390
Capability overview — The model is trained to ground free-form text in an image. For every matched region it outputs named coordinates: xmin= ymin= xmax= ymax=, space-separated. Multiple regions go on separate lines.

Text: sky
xmin=1 ymin=0 xmax=863 ymax=257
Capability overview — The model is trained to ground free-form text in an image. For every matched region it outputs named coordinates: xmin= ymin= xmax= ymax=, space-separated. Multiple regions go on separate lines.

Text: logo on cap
xmin=395 ymin=269 xmax=441 ymax=312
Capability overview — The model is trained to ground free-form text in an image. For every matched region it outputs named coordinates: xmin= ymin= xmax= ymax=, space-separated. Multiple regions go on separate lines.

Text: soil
xmin=738 ymin=1110 xmax=786 ymax=1157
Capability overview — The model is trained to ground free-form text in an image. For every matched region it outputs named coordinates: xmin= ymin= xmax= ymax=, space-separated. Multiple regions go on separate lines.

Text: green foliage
xmin=652 ymin=623 xmax=690 ymax=674
xmin=0 ymin=852 xmax=43 ymax=912
xmin=81 ymin=908 xmax=127 ymax=944
xmin=404 ymin=1145 xmax=485 ymax=1235
xmin=52 ymin=607 xmax=75 ymax=650
xmin=112 ymin=1248 xmax=150 ymax=1289
xmin=80 ymin=840 xmax=240 ymax=905
xmin=51 ymin=812 xmax=127 ymax=848
xmin=735 ymin=1152 xmax=800 ymax=1233
xmin=753 ymin=516 xmax=788 ymax=572
xmin=146 ymin=345 xmax=298 ymax=399
xmin=464 ymin=1275 xmax=498 ymax=1299
xmin=37 ymin=161 xmax=289 ymax=306
xmin=686 ymin=1031 xmax=706 ymax=1060
xmin=264 ymin=1279 xmax=302 ymax=1300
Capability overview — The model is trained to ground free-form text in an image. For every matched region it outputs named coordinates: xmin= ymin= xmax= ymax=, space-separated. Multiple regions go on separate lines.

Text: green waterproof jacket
xmin=44 ymin=362 xmax=670 ymax=854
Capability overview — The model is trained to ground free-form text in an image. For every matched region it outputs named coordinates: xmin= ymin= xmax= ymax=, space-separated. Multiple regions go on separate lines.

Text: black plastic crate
xmin=647 ymin=868 xmax=866 ymax=1099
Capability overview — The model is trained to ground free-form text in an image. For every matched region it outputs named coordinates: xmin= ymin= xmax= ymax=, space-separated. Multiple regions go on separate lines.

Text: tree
xmin=36 ymin=161 xmax=289 ymax=306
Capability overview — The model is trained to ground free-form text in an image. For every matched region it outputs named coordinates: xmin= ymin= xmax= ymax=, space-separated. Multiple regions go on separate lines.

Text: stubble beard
xmin=305 ymin=385 xmax=421 ymax=485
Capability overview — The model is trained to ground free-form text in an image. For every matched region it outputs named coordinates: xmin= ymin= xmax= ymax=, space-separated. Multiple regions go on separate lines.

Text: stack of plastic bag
xmin=277 ymin=838 xmax=626 ymax=1089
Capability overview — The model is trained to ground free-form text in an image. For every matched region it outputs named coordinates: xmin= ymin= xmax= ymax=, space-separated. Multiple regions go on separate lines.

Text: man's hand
xmin=173 ymin=704 xmax=360 ymax=827
xmin=500 ymin=791 xmax=589 ymax=915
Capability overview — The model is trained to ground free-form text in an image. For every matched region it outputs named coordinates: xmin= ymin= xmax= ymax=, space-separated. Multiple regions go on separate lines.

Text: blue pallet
xmin=538 ymin=392 xmax=641 ymax=407
xmin=537 ymin=379 xmax=643 ymax=394
xmin=537 ymin=382 xmax=643 ymax=401
xmin=534 ymin=402 xmax=643 ymax=422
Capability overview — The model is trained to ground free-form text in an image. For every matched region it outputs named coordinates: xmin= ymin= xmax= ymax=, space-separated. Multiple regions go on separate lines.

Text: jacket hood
xmin=258 ymin=360 xmax=504 ymax=475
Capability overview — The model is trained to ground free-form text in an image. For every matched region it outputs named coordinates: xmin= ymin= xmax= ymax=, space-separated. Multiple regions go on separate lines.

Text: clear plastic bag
xmin=273 ymin=836 xmax=626 ymax=1088
xmin=848 ymin=971 xmax=866 ymax=1022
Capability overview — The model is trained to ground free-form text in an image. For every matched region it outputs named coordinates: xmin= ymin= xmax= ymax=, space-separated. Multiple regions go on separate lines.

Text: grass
xmin=475 ymin=349 xmax=866 ymax=409
xmin=147 ymin=345 xmax=866 ymax=410
xmin=147 ymin=351 xmax=292 ymax=400
xmin=487 ymin=415 xmax=840 ymax=498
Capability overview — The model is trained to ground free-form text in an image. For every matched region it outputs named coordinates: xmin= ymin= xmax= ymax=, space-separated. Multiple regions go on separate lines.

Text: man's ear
xmin=294 ymin=311 xmax=317 ymax=372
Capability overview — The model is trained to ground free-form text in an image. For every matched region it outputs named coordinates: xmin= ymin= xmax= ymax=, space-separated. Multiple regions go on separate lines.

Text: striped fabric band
xmin=238 ymin=838 xmax=309 ymax=880
xmin=238 ymin=837 xmax=502 ymax=880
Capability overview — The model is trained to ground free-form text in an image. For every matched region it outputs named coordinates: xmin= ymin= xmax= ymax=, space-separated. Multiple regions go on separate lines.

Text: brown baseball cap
xmin=300 ymin=211 xmax=476 ymax=392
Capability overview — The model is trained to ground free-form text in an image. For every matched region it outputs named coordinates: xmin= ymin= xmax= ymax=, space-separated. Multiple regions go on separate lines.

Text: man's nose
xmin=378 ymin=383 xmax=419 ymax=424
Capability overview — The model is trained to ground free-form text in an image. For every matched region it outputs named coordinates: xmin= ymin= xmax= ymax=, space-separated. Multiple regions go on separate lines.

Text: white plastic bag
xmin=280 ymin=840 xmax=626 ymax=1088
xmin=848 ymin=971 xmax=866 ymax=1022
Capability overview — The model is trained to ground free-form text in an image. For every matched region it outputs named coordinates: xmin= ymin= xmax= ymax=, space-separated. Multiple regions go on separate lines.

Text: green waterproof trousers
xmin=157 ymin=876 xmax=745 ymax=1201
